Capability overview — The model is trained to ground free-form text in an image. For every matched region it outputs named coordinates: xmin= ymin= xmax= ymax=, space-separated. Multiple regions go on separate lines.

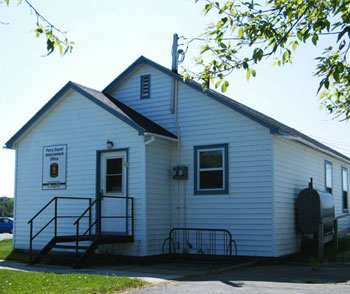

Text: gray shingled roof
xmin=103 ymin=56 xmax=350 ymax=162
xmin=71 ymin=82 xmax=177 ymax=139
xmin=5 ymin=81 xmax=177 ymax=148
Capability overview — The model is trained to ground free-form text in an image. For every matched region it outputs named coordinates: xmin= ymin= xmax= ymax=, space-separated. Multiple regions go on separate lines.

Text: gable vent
xmin=140 ymin=75 xmax=151 ymax=99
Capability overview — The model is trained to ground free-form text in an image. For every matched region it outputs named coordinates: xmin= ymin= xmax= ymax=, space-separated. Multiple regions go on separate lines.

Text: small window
xmin=140 ymin=75 xmax=151 ymax=99
xmin=325 ymin=161 xmax=333 ymax=194
xmin=194 ymin=144 xmax=228 ymax=195
xmin=342 ymin=167 xmax=348 ymax=211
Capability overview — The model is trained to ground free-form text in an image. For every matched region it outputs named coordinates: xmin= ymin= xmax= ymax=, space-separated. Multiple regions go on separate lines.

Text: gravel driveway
xmin=128 ymin=264 xmax=350 ymax=294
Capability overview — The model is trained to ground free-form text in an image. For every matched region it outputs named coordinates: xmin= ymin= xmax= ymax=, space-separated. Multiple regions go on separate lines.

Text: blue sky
xmin=1 ymin=0 xmax=350 ymax=197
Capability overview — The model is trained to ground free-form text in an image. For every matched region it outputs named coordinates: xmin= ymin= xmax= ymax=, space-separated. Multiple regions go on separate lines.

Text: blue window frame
xmin=325 ymin=160 xmax=333 ymax=194
xmin=140 ymin=75 xmax=151 ymax=99
xmin=342 ymin=167 xmax=348 ymax=212
xmin=194 ymin=144 xmax=229 ymax=195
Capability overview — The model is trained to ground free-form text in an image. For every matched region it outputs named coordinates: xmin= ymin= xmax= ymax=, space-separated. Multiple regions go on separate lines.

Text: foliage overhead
xmin=190 ymin=0 xmax=350 ymax=120
xmin=1 ymin=0 xmax=73 ymax=56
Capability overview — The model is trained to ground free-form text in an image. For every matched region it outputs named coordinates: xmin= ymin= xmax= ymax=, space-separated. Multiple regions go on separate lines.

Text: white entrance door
xmin=100 ymin=151 xmax=127 ymax=234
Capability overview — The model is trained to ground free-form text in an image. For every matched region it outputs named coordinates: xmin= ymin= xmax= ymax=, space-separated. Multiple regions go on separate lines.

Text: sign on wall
xmin=42 ymin=144 xmax=67 ymax=190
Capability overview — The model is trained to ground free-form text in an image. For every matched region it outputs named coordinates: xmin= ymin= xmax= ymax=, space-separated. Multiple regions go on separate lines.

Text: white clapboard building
xmin=5 ymin=56 xmax=350 ymax=265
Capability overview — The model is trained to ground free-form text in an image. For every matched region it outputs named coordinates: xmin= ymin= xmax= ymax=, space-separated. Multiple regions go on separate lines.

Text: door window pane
xmin=106 ymin=175 xmax=122 ymax=193
xmin=105 ymin=158 xmax=123 ymax=193
xmin=107 ymin=158 xmax=122 ymax=174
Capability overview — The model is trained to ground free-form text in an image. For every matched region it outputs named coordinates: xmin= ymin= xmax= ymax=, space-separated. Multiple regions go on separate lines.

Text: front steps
xmin=30 ymin=234 xmax=133 ymax=268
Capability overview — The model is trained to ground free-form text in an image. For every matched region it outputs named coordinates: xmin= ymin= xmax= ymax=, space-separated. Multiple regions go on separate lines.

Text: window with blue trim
xmin=194 ymin=144 xmax=228 ymax=195
xmin=325 ymin=161 xmax=333 ymax=194
xmin=140 ymin=75 xmax=151 ymax=99
xmin=342 ymin=167 xmax=348 ymax=211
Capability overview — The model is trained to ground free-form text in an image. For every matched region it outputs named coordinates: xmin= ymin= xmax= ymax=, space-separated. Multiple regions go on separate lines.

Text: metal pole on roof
xmin=171 ymin=33 xmax=179 ymax=73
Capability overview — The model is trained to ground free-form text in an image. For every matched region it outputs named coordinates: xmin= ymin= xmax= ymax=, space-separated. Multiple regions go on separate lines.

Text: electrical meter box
xmin=172 ymin=165 xmax=188 ymax=180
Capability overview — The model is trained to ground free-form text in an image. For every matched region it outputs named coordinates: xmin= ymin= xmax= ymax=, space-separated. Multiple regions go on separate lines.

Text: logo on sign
xmin=50 ymin=163 xmax=59 ymax=178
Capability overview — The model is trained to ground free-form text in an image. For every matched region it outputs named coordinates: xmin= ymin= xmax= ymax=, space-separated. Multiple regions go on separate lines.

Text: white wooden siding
xmin=109 ymin=64 xmax=177 ymax=135
xmin=14 ymin=91 xmax=146 ymax=256
xmin=145 ymin=137 xmax=172 ymax=256
xmin=273 ymin=136 xmax=350 ymax=257
xmin=171 ymin=83 xmax=275 ymax=257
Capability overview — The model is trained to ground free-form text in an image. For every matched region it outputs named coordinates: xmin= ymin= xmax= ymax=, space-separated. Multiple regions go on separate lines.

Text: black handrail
xmin=74 ymin=199 xmax=98 ymax=225
xmin=28 ymin=196 xmax=92 ymax=263
xmin=28 ymin=198 xmax=56 ymax=224
xmin=32 ymin=217 xmax=55 ymax=240
xmin=74 ymin=195 xmax=134 ymax=255
xmin=74 ymin=199 xmax=98 ymax=255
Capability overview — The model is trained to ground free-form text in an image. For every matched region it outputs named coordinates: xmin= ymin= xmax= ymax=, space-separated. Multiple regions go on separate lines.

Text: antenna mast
xmin=171 ymin=33 xmax=179 ymax=73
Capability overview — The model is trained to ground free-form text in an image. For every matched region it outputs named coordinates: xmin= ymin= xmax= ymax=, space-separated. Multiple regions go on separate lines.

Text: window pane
xmin=343 ymin=169 xmax=348 ymax=192
xmin=326 ymin=162 xmax=332 ymax=188
xmin=107 ymin=158 xmax=122 ymax=174
xmin=200 ymin=150 xmax=223 ymax=168
xmin=200 ymin=170 xmax=223 ymax=189
xmin=343 ymin=192 xmax=348 ymax=210
xmin=106 ymin=175 xmax=122 ymax=193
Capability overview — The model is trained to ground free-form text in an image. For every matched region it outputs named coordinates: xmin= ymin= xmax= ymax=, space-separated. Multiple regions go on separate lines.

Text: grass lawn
xmin=0 ymin=270 xmax=145 ymax=294
xmin=0 ymin=240 xmax=146 ymax=293
xmin=0 ymin=239 xmax=27 ymax=263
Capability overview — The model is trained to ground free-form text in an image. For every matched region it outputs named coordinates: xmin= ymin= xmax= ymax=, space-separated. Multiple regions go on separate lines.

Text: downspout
xmin=174 ymin=80 xmax=183 ymax=228
xmin=142 ymin=135 xmax=155 ymax=256
xmin=144 ymin=135 xmax=155 ymax=146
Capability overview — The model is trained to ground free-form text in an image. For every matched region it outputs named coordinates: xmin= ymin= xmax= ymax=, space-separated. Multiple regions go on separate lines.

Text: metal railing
xmin=163 ymin=228 xmax=237 ymax=259
xmin=73 ymin=195 xmax=134 ymax=254
xmin=28 ymin=196 xmax=92 ymax=263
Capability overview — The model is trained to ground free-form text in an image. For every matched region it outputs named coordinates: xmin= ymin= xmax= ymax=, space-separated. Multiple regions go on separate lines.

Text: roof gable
xmin=103 ymin=56 xmax=279 ymax=132
xmin=5 ymin=81 xmax=176 ymax=149
xmin=103 ymin=56 xmax=350 ymax=162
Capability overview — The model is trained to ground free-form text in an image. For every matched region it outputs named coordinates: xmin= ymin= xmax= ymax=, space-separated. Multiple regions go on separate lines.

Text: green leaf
xmin=337 ymin=26 xmax=350 ymax=42
xmin=183 ymin=73 xmax=189 ymax=82
xmin=242 ymin=61 xmax=248 ymax=69
xmin=215 ymin=79 xmax=223 ymax=89
xmin=238 ymin=27 xmax=244 ymax=38
xmin=204 ymin=3 xmax=213 ymax=15
xmin=296 ymin=31 xmax=303 ymax=41
xmin=325 ymin=79 xmax=330 ymax=89
xmin=201 ymin=45 xmax=210 ymax=54
xmin=247 ymin=68 xmax=252 ymax=80
xmin=221 ymin=80 xmax=229 ymax=92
